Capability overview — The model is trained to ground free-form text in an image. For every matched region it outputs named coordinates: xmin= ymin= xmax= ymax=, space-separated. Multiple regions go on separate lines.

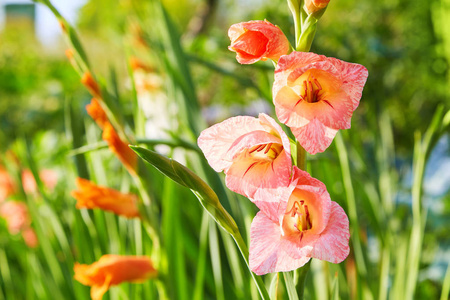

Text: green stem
xmin=296 ymin=260 xmax=311 ymax=299
xmin=296 ymin=142 xmax=307 ymax=171
xmin=232 ymin=233 xmax=271 ymax=300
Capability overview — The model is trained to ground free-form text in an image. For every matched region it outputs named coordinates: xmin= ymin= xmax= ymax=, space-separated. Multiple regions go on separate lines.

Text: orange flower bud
xmin=81 ymin=71 xmax=102 ymax=99
xmin=228 ymin=20 xmax=290 ymax=64
xmin=58 ymin=20 xmax=67 ymax=33
xmin=86 ymin=98 xmax=109 ymax=130
xmin=71 ymin=178 xmax=140 ymax=218
xmin=305 ymin=0 xmax=330 ymax=14
xmin=129 ymin=57 xmax=153 ymax=72
xmin=102 ymin=123 xmax=138 ymax=175
xmin=65 ymin=49 xmax=74 ymax=60
xmin=74 ymin=255 xmax=157 ymax=300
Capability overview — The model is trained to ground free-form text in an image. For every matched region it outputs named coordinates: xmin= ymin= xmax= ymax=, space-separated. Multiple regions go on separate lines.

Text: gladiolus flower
xmin=71 ymin=178 xmax=140 ymax=218
xmin=81 ymin=71 xmax=102 ymax=99
xmin=0 ymin=167 xmax=15 ymax=202
xmin=85 ymin=99 xmax=137 ymax=174
xmin=273 ymin=52 xmax=368 ymax=154
xmin=86 ymin=98 xmax=109 ymax=129
xmin=74 ymin=255 xmax=157 ymax=300
xmin=228 ymin=20 xmax=290 ymax=64
xmin=22 ymin=227 xmax=39 ymax=248
xmin=0 ymin=201 xmax=30 ymax=234
xmin=198 ymin=113 xmax=292 ymax=199
xmin=102 ymin=123 xmax=138 ymax=175
xmin=305 ymin=0 xmax=330 ymax=14
xmin=249 ymin=166 xmax=350 ymax=275
xmin=22 ymin=169 xmax=58 ymax=194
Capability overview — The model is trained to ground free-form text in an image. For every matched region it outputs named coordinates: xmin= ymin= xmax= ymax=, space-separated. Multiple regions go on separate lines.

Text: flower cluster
xmin=199 ymin=20 xmax=368 ymax=274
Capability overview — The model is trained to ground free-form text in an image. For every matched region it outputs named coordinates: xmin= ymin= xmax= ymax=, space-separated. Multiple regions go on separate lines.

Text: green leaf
xmin=130 ymin=145 xmax=238 ymax=234
xmin=283 ymin=272 xmax=299 ymax=300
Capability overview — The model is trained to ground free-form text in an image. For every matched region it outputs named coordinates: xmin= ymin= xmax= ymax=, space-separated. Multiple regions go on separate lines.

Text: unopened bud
xmin=305 ymin=0 xmax=330 ymax=14
xmin=81 ymin=71 xmax=101 ymax=99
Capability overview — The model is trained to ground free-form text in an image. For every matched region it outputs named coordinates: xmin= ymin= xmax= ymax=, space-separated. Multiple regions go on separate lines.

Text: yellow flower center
xmin=281 ymin=197 xmax=313 ymax=239
xmin=248 ymin=143 xmax=283 ymax=160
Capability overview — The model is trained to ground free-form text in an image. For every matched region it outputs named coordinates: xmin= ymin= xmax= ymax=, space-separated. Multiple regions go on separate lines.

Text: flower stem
xmin=232 ymin=232 xmax=271 ymax=300
xmin=296 ymin=142 xmax=307 ymax=171
xmin=295 ymin=260 xmax=311 ymax=299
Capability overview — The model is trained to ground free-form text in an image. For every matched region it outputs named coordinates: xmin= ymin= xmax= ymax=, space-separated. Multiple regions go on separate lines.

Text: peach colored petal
xmin=273 ymin=52 xmax=368 ymax=154
xmin=228 ymin=20 xmax=290 ymax=64
xmin=291 ymin=119 xmax=338 ymax=155
xmin=198 ymin=116 xmax=263 ymax=172
xmin=327 ymin=57 xmax=369 ymax=109
xmin=225 ymin=149 xmax=291 ymax=198
xmin=249 ymin=211 xmax=311 ymax=275
xmin=305 ymin=0 xmax=330 ymax=14
xmin=199 ymin=113 xmax=292 ymax=199
xmin=309 ymin=201 xmax=350 ymax=263
xmin=249 ymin=167 xmax=350 ymax=274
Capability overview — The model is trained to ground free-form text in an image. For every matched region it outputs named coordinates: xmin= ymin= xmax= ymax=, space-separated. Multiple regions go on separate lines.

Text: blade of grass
xmin=193 ymin=212 xmax=209 ymax=300
xmin=209 ymin=219 xmax=225 ymax=300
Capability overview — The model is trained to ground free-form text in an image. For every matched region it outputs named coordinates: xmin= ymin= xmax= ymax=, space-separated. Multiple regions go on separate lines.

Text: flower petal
xmin=249 ymin=211 xmax=311 ymax=275
xmin=327 ymin=57 xmax=369 ymax=110
xmin=310 ymin=201 xmax=350 ymax=263
xmin=291 ymin=119 xmax=338 ymax=155
xmin=225 ymin=149 xmax=291 ymax=198
xmin=197 ymin=116 xmax=263 ymax=172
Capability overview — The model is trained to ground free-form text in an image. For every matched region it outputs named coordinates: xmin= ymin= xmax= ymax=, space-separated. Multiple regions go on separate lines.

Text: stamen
xmin=264 ymin=143 xmax=273 ymax=154
xmin=249 ymin=144 xmax=265 ymax=153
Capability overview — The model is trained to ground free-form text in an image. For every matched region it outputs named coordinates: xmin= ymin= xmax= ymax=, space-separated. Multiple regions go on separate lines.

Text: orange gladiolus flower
xmin=74 ymin=255 xmax=157 ymax=300
xmin=102 ymin=123 xmax=138 ymax=175
xmin=228 ymin=20 xmax=290 ymax=64
xmin=81 ymin=71 xmax=102 ymax=99
xmin=305 ymin=0 xmax=330 ymax=14
xmin=86 ymin=98 xmax=109 ymax=129
xmin=71 ymin=178 xmax=140 ymax=218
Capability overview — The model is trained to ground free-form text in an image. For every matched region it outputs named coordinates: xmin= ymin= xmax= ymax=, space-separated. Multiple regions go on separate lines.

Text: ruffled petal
xmin=249 ymin=211 xmax=311 ymax=275
xmin=310 ymin=201 xmax=350 ymax=263
xmin=225 ymin=149 xmax=291 ymax=198
xmin=327 ymin=57 xmax=369 ymax=110
xmin=291 ymin=119 xmax=338 ymax=154
xmin=197 ymin=116 xmax=263 ymax=172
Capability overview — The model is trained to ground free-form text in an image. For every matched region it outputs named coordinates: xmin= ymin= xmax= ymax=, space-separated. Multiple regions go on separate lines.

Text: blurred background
xmin=0 ymin=0 xmax=449 ymax=299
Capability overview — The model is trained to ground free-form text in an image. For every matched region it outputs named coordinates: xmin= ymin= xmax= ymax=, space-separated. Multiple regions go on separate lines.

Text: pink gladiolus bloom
xmin=249 ymin=167 xmax=350 ymax=275
xmin=22 ymin=169 xmax=58 ymax=194
xmin=198 ymin=113 xmax=292 ymax=199
xmin=273 ymin=52 xmax=368 ymax=154
xmin=0 ymin=201 xmax=30 ymax=234
xmin=228 ymin=20 xmax=290 ymax=64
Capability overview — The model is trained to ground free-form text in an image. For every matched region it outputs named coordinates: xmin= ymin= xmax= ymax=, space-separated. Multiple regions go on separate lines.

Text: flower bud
xmin=305 ymin=0 xmax=330 ymax=14
xmin=228 ymin=20 xmax=290 ymax=64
